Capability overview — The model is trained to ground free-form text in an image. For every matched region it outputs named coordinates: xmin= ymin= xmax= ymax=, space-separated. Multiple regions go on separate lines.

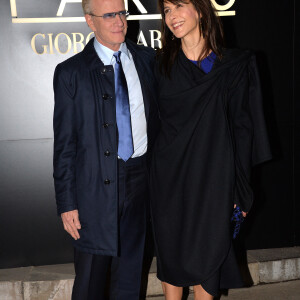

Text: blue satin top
xmin=190 ymin=51 xmax=217 ymax=74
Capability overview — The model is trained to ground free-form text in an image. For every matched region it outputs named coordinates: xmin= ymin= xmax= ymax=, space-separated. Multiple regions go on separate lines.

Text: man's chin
xmin=113 ymin=33 xmax=126 ymax=40
xmin=114 ymin=37 xmax=126 ymax=45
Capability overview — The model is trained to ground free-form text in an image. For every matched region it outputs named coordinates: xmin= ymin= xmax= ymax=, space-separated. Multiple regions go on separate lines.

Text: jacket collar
xmin=81 ymin=38 xmax=151 ymax=119
xmin=81 ymin=37 xmax=138 ymax=69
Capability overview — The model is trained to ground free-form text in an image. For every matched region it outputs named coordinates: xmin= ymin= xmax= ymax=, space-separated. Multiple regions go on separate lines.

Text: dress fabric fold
xmin=150 ymin=49 xmax=272 ymax=294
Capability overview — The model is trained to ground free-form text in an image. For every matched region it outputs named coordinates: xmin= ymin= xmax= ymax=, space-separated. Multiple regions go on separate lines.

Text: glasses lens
xmin=119 ymin=11 xmax=128 ymax=17
xmin=103 ymin=12 xmax=116 ymax=19
xmin=100 ymin=11 xmax=129 ymax=20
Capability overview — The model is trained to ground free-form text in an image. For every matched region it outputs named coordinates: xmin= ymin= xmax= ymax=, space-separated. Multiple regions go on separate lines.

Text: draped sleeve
xmin=227 ymin=54 xmax=272 ymax=212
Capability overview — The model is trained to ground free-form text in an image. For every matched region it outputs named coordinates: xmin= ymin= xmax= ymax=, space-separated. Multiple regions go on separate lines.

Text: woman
xmin=150 ymin=0 xmax=272 ymax=299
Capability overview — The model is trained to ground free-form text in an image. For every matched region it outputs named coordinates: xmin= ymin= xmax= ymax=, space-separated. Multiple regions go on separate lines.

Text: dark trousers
xmin=72 ymin=155 xmax=149 ymax=300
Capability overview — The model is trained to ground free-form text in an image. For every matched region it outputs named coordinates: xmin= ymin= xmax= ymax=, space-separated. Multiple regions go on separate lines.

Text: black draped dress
xmin=150 ymin=49 xmax=272 ymax=295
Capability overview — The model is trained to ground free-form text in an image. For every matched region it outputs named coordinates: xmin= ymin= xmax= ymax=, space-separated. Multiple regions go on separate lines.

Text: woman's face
xmin=163 ymin=1 xmax=200 ymax=40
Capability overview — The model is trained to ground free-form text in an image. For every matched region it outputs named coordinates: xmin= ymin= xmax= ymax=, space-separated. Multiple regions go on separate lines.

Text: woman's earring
xmin=171 ymin=34 xmax=175 ymax=40
xmin=200 ymin=19 xmax=205 ymax=38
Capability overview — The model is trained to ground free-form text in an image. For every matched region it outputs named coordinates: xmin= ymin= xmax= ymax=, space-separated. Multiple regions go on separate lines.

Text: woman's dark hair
xmin=158 ymin=0 xmax=225 ymax=76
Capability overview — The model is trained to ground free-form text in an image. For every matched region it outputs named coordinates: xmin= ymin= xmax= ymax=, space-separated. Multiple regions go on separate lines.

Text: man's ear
xmin=85 ymin=14 xmax=95 ymax=31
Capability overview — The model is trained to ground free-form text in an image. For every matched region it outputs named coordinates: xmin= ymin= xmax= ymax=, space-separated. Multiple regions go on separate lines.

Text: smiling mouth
xmin=172 ymin=21 xmax=184 ymax=30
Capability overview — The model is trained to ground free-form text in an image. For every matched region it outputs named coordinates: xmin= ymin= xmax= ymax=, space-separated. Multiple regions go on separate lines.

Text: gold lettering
xmin=31 ymin=33 xmax=48 ymax=55
xmin=31 ymin=30 xmax=162 ymax=55
xmin=48 ymin=34 xmax=54 ymax=54
xmin=137 ymin=31 xmax=148 ymax=47
xmin=149 ymin=30 xmax=162 ymax=49
xmin=211 ymin=0 xmax=235 ymax=11
xmin=86 ymin=32 xmax=94 ymax=44
xmin=72 ymin=33 xmax=84 ymax=53
xmin=10 ymin=0 xmax=17 ymax=17
xmin=57 ymin=0 xmax=81 ymax=17
xmin=54 ymin=33 xmax=72 ymax=54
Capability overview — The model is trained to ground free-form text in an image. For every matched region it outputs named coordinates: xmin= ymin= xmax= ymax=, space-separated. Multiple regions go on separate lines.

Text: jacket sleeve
xmin=53 ymin=64 xmax=78 ymax=215
xmin=227 ymin=55 xmax=272 ymax=212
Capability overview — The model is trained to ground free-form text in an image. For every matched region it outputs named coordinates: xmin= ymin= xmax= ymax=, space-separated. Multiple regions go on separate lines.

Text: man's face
xmin=85 ymin=0 xmax=127 ymax=51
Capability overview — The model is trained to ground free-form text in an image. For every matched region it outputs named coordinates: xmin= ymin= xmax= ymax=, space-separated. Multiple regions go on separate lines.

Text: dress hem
xmin=156 ymin=274 xmax=244 ymax=297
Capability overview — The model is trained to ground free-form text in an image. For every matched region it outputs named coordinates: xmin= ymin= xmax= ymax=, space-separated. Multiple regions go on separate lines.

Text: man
xmin=53 ymin=0 xmax=159 ymax=298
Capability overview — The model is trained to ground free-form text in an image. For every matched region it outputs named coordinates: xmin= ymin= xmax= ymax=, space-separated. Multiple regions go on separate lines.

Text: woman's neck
xmin=181 ymin=35 xmax=207 ymax=61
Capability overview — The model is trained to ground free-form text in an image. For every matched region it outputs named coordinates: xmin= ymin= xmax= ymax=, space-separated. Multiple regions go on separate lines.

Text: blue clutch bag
xmin=231 ymin=206 xmax=244 ymax=239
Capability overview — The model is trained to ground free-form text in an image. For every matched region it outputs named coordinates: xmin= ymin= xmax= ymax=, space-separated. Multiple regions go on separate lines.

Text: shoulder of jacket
xmin=55 ymin=51 xmax=85 ymax=73
xmin=126 ymin=39 xmax=155 ymax=59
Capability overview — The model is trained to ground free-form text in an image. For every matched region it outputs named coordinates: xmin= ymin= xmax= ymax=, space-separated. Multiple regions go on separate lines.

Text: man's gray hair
xmin=82 ymin=0 xmax=92 ymax=14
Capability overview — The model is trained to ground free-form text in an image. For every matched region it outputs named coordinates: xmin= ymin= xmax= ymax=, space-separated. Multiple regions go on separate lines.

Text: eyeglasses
xmin=89 ymin=10 xmax=130 ymax=21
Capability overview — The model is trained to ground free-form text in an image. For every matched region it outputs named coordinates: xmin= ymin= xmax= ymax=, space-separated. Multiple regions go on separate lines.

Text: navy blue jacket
xmin=53 ymin=38 xmax=159 ymax=255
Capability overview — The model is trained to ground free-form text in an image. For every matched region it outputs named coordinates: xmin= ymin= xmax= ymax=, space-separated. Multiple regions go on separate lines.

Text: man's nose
xmin=114 ymin=14 xmax=125 ymax=25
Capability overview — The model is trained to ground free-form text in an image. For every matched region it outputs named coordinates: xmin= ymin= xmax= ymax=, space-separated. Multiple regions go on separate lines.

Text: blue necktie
xmin=113 ymin=51 xmax=134 ymax=161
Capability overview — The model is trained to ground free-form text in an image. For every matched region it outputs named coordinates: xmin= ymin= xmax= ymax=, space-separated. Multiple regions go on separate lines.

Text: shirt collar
xmin=93 ymin=38 xmax=130 ymax=65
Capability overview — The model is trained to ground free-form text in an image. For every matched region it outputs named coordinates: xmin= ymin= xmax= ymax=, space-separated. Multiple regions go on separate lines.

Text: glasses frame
xmin=89 ymin=10 xmax=130 ymax=20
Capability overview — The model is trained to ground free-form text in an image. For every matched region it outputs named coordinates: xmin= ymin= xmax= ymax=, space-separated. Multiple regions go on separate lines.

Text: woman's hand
xmin=234 ymin=204 xmax=248 ymax=218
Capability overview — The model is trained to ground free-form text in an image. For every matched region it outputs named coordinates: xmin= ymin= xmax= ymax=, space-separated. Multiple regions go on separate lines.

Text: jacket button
xmin=104 ymin=179 xmax=110 ymax=185
xmin=103 ymin=123 xmax=109 ymax=128
xmin=102 ymin=94 xmax=109 ymax=100
xmin=104 ymin=150 xmax=110 ymax=156
xmin=101 ymin=68 xmax=106 ymax=73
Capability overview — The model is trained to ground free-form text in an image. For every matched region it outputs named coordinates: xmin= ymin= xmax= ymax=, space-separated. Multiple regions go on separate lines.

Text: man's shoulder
xmin=56 ymin=53 xmax=81 ymax=70
xmin=55 ymin=39 xmax=96 ymax=73
xmin=56 ymin=48 xmax=88 ymax=72
xmin=126 ymin=39 xmax=155 ymax=60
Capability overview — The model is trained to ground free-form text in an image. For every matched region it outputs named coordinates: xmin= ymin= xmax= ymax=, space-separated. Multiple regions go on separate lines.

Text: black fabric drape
xmin=150 ymin=49 xmax=272 ymax=289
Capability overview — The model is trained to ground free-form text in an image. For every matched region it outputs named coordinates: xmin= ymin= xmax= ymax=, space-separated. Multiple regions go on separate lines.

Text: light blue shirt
xmin=94 ymin=38 xmax=147 ymax=158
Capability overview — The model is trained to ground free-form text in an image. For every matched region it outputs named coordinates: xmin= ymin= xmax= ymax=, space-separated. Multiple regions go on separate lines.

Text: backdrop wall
xmin=0 ymin=0 xmax=299 ymax=269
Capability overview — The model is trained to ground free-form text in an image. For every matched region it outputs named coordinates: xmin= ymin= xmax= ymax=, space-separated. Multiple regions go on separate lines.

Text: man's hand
xmin=61 ymin=210 xmax=81 ymax=240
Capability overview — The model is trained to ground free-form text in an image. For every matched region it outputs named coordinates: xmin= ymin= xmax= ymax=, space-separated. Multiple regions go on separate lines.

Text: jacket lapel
xmin=82 ymin=38 xmax=151 ymax=122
